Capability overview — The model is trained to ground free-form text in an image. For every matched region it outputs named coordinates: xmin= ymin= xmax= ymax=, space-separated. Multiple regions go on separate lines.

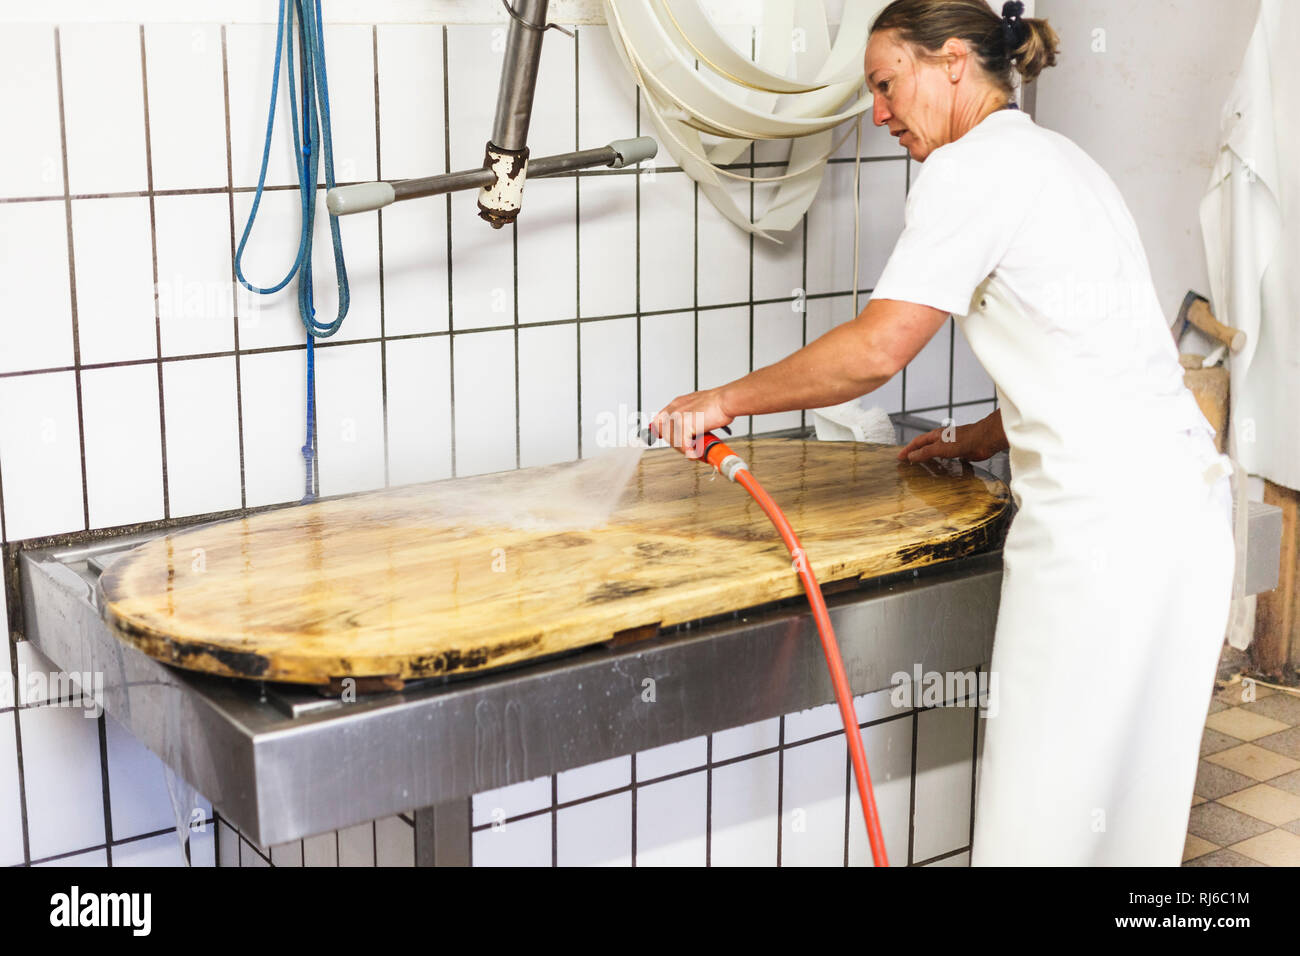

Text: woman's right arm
xmin=897 ymin=409 xmax=1008 ymax=463
xmin=652 ymin=297 xmax=950 ymax=454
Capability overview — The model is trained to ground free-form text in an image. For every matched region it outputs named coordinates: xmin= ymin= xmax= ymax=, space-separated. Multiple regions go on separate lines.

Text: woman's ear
xmin=941 ymin=37 xmax=969 ymax=82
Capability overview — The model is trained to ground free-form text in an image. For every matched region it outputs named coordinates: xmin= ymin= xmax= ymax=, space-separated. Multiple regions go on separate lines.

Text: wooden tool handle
xmin=1188 ymin=298 xmax=1247 ymax=353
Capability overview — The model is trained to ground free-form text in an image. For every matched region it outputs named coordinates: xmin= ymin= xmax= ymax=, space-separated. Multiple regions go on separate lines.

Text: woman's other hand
xmin=651 ymin=387 xmax=735 ymax=458
xmin=897 ymin=409 xmax=1007 ymax=463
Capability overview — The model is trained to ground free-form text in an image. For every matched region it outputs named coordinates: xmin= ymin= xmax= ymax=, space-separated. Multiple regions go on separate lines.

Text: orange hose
xmin=734 ymin=467 xmax=890 ymax=867
xmin=649 ymin=425 xmax=890 ymax=865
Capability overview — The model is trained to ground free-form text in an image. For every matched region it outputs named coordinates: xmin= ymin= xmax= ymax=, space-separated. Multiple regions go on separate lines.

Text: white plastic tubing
xmin=603 ymin=0 xmax=882 ymax=241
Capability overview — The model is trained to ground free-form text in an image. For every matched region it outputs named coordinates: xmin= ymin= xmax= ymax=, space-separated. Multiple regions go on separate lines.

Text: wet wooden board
xmin=98 ymin=439 xmax=1010 ymax=685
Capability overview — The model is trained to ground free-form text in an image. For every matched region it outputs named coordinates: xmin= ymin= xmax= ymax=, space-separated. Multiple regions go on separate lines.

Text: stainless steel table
xmin=9 ymin=424 xmax=1283 ymax=865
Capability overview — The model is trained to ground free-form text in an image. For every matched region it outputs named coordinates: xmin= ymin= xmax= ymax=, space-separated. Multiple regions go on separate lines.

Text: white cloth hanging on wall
xmin=1200 ymin=0 xmax=1299 ymax=493
xmin=603 ymin=0 xmax=884 ymax=241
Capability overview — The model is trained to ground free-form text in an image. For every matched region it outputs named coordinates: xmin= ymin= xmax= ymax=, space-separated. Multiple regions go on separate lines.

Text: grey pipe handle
xmin=608 ymin=136 xmax=658 ymax=168
xmin=326 ymin=181 xmax=396 ymax=216
xmin=326 ymin=138 xmax=657 ymax=217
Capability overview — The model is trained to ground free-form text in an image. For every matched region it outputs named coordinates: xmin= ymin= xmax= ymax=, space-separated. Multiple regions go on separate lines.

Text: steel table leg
xmin=414 ymin=798 xmax=472 ymax=867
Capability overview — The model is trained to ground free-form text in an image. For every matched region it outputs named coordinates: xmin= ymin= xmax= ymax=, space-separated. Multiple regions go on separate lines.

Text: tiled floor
xmin=1183 ymin=656 xmax=1300 ymax=867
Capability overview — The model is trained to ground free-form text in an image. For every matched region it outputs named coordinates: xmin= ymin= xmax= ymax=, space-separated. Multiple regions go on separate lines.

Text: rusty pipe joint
xmin=476 ymin=142 xmax=529 ymax=229
xmin=477 ymin=0 xmax=548 ymax=228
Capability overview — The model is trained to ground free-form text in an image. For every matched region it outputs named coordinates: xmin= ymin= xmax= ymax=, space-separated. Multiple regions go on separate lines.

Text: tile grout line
xmin=799 ymin=206 xmax=808 ymax=433
xmin=442 ymin=25 xmax=456 ymax=479
xmin=373 ymin=25 xmax=390 ymax=490
xmin=915 ymin=845 xmax=972 ymax=867
xmin=52 ymin=28 xmax=90 ymax=537
xmin=947 ymin=318 xmax=956 ymax=425
xmin=633 ymin=91 xmax=641 ymax=418
xmin=220 ymin=25 xmax=249 ymax=511
xmin=746 ymin=28 xmax=755 ymax=437
xmin=690 ymin=54 xmax=700 ymax=401
xmin=968 ymin=663 xmax=981 ymax=858
xmin=7 ymin=587 xmax=29 ymax=864
xmin=95 ymin=712 xmax=114 ymax=866
xmin=900 ymin=157 xmax=911 ymax=415
xmin=692 ymin=181 xmax=699 ymax=394
xmin=843 ymin=745 xmax=852 ymax=867
xmin=775 ymin=715 xmax=785 ymax=867
xmin=512 ymin=220 xmax=520 ymax=469
xmin=139 ymin=25 xmax=172 ymax=522
xmin=907 ymin=706 xmax=919 ymax=866
xmin=704 ymin=733 xmax=712 ymax=867
xmin=573 ymin=26 xmax=582 ymax=459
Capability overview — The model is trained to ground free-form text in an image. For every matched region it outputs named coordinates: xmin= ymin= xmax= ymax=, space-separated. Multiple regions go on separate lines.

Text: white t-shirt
xmin=872 ymin=107 xmax=1212 ymax=509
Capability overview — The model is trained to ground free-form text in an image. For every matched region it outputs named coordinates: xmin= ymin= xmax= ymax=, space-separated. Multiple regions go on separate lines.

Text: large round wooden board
xmin=99 ymin=439 xmax=1010 ymax=685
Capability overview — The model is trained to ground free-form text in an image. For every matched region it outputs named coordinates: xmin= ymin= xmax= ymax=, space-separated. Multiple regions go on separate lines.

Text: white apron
xmin=966 ymin=276 xmax=1236 ymax=866
xmin=867 ymin=105 xmax=1239 ymax=864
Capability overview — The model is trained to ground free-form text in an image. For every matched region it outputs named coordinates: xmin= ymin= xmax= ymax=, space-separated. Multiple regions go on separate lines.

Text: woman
xmin=652 ymin=0 xmax=1235 ymax=866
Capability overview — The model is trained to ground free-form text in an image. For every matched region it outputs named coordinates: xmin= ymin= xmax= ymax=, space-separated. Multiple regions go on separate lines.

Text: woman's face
xmin=865 ymin=30 xmax=954 ymax=162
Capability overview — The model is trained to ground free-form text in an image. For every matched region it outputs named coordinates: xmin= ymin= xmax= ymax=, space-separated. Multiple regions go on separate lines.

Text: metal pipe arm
xmin=492 ymin=0 xmax=550 ymax=151
xmin=325 ymin=137 xmax=657 ymax=217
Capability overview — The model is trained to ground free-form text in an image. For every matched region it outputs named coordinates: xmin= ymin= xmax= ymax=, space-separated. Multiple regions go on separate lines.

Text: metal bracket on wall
xmin=500 ymin=0 xmax=575 ymax=38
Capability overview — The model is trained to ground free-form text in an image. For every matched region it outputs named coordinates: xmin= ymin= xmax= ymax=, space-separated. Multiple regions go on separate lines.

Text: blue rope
xmin=234 ymin=0 xmax=349 ymax=503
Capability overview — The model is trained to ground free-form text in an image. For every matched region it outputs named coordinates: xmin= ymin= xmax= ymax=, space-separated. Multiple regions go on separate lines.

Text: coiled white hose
xmin=604 ymin=0 xmax=884 ymax=240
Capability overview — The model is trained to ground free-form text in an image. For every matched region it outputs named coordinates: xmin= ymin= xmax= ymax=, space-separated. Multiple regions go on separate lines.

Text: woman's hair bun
xmin=1010 ymin=14 xmax=1059 ymax=83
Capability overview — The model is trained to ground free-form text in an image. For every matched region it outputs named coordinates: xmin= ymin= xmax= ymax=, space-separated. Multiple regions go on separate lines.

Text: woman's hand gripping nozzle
xmin=639 ymin=423 xmax=748 ymax=482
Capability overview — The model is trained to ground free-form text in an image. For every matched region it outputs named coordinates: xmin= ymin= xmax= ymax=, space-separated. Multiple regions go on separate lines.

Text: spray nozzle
xmin=639 ymin=423 xmax=746 ymax=481
xmin=639 ymin=422 xmax=730 ymax=450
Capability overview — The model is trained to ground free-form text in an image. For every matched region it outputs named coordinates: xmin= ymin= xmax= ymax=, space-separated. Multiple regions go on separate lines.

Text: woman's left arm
xmin=652 ymin=297 xmax=949 ymax=452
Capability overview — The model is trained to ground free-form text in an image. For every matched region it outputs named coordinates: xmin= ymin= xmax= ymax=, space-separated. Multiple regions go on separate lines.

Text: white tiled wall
xmin=457 ymin=681 xmax=981 ymax=868
xmin=0 ymin=5 xmax=998 ymax=868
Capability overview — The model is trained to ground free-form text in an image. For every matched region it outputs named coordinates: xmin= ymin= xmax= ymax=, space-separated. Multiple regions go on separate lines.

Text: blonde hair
xmin=871 ymin=0 xmax=1060 ymax=93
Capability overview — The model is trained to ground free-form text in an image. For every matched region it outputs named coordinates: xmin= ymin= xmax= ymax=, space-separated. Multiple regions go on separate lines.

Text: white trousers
xmin=971 ymin=439 xmax=1235 ymax=866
